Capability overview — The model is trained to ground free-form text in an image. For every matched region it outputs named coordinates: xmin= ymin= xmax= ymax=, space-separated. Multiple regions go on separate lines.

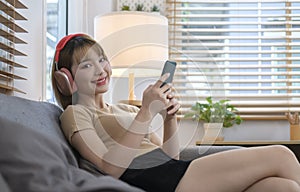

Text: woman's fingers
xmin=166 ymin=91 xmax=174 ymax=100
xmin=155 ymin=73 xmax=169 ymax=88
xmin=163 ymin=96 xmax=180 ymax=115
xmin=167 ymin=102 xmax=180 ymax=115
xmin=160 ymin=73 xmax=170 ymax=82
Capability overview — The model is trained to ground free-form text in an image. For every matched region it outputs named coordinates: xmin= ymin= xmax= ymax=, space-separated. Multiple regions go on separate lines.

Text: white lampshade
xmin=94 ymin=11 xmax=168 ymax=77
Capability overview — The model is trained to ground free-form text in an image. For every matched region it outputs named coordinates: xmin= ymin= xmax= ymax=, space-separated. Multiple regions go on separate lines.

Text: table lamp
xmin=94 ymin=11 xmax=168 ymax=101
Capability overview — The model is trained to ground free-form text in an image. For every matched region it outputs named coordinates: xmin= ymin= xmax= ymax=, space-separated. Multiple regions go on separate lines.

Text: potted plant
xmin=184 ymin=96 xmax=243 ymax=141
xmin=151 ymin=5 xmax=160 ymax=13
xmin=135 ymin=3 xmax=144 ymax=11
xmin=121 ymin=5 xmax=130 ymax=11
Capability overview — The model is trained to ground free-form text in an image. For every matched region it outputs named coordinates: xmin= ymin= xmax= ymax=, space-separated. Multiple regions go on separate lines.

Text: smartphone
xmin=160 ymin=60 xmax=177 ymax=87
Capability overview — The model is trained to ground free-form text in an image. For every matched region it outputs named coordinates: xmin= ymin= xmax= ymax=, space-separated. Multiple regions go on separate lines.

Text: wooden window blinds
xmin=166 ymin=0 xmax=300 ymax=120
xmin=0 ymin=0 xmax=27 ymax=95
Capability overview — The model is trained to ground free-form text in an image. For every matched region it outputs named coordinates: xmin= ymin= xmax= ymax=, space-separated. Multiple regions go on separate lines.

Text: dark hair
xmin=51 ymin=34 xmax=107 ymax=109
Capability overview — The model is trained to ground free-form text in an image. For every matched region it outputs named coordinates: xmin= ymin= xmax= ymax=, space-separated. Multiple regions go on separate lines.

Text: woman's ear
xmin=54 ymin=67 xmax=77 ymax=96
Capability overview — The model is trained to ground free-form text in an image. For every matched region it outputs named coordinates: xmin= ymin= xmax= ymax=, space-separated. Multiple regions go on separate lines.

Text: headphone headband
xmin=54 ymin=33 xmax=86 ymax=64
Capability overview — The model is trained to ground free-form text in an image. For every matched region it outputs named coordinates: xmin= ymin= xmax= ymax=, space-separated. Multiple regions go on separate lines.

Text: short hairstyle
xmin=51 ymin=34 xmax=107 ymax=109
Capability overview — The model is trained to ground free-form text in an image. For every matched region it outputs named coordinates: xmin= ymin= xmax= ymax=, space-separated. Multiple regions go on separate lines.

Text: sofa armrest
xmin=179 ymin=146 xmax=243 ymax=161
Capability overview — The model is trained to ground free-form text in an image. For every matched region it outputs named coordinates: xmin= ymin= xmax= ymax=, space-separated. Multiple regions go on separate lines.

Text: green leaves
xmin=184 ymin=97 xmax=243 ymax=128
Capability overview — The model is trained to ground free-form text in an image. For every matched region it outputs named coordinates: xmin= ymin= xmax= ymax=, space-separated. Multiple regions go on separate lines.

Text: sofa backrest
xmin=0 ymin=94 xmax=65 ymax=143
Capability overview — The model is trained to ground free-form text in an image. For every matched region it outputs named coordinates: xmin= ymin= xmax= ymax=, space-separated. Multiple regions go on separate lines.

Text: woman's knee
xmin=268 ymin=145 xmax=297 ymax=160
xmin=288 ymin=180 xmax=300 ymax=192
xmin=280 ymin=179 xmax=300 ymax=192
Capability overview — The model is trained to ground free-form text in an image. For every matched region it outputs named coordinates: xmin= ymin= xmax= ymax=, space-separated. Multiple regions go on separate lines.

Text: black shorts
xmin=120 ymin=148 xmax=191 ymax=192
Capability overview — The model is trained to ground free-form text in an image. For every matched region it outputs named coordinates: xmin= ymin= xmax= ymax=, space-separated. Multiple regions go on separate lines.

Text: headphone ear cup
xmin=54 ymin=67 xmax=77 ymax=96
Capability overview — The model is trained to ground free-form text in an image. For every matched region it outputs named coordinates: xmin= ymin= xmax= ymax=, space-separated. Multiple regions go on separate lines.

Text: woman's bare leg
xmin=175 ymin=145 xmax=300 ymax=192
xmin=244 ymin=177 xmax=300 ymax=192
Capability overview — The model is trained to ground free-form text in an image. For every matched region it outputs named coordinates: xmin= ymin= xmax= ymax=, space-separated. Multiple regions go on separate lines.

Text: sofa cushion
xmin=0 ymin=94 xmax=144 ymax=192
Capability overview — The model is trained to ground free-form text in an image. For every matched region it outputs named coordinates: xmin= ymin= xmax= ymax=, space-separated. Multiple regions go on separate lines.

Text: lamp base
xmin=128 ymin=72 xmax=137 ymax=100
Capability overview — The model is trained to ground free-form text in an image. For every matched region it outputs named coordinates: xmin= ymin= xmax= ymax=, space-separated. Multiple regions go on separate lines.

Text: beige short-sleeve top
xmin=60 ymin=103 xmax=158 ymax=156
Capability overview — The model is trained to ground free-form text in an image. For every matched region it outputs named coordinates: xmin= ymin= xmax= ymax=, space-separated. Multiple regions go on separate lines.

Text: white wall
xmin=68 ymin=0 xmax=118 ymax=36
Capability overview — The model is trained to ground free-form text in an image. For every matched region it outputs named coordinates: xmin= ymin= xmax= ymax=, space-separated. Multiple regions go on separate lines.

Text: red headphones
xmin=54 ymin=33 xmax=86 ymax=96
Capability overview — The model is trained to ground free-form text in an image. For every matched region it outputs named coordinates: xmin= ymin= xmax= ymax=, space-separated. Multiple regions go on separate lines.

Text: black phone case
xmin=161 ymin=60 xmax=177 ymax=86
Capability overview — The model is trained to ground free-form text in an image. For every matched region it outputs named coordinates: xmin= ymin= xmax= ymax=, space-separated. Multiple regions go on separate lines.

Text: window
xmin=46 ymin=0 xmax=67 ymax=102
xmin=166 ymin=0 xmax=300 ymax=119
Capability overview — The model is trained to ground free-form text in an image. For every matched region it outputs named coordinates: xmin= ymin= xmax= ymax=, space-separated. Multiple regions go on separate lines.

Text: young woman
xmin=52 ymin=33 xmax=300 ymax=192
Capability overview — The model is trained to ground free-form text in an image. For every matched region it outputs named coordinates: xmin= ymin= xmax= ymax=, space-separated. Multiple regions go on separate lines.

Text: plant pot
xmin=290 ymin=124 xmax=300 ymax=140
xmin=202 ymin=123 xmax=224 ymax=142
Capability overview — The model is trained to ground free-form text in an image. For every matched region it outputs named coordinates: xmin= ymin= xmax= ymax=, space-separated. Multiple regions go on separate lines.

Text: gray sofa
xmin=0 ymin=94 xmax=241 ymax=192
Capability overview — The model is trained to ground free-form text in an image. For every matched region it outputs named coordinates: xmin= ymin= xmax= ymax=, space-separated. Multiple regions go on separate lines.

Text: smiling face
xmin=71 ymin=45 xmax=112 ymax=97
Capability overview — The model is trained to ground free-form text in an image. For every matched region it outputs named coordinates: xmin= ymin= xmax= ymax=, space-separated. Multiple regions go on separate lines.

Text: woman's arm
xmin=162 ymin=115 xmax=179 ymax=160
xmin=161 ymin=92 xmax=181 ymax=160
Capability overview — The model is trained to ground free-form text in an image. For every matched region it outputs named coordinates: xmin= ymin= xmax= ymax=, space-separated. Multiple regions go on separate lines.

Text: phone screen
xmin=161 ymin=60 xmax=177 ymax=86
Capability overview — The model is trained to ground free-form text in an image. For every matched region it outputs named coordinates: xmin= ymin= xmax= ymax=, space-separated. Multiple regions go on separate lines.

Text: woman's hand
xmin=140 ymin=73 xmax=172 ymax=118
xmin=159 ymin=90 xmax=180 ymax=122
xmin=165 ymin=91 xmax=180 ymax=116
